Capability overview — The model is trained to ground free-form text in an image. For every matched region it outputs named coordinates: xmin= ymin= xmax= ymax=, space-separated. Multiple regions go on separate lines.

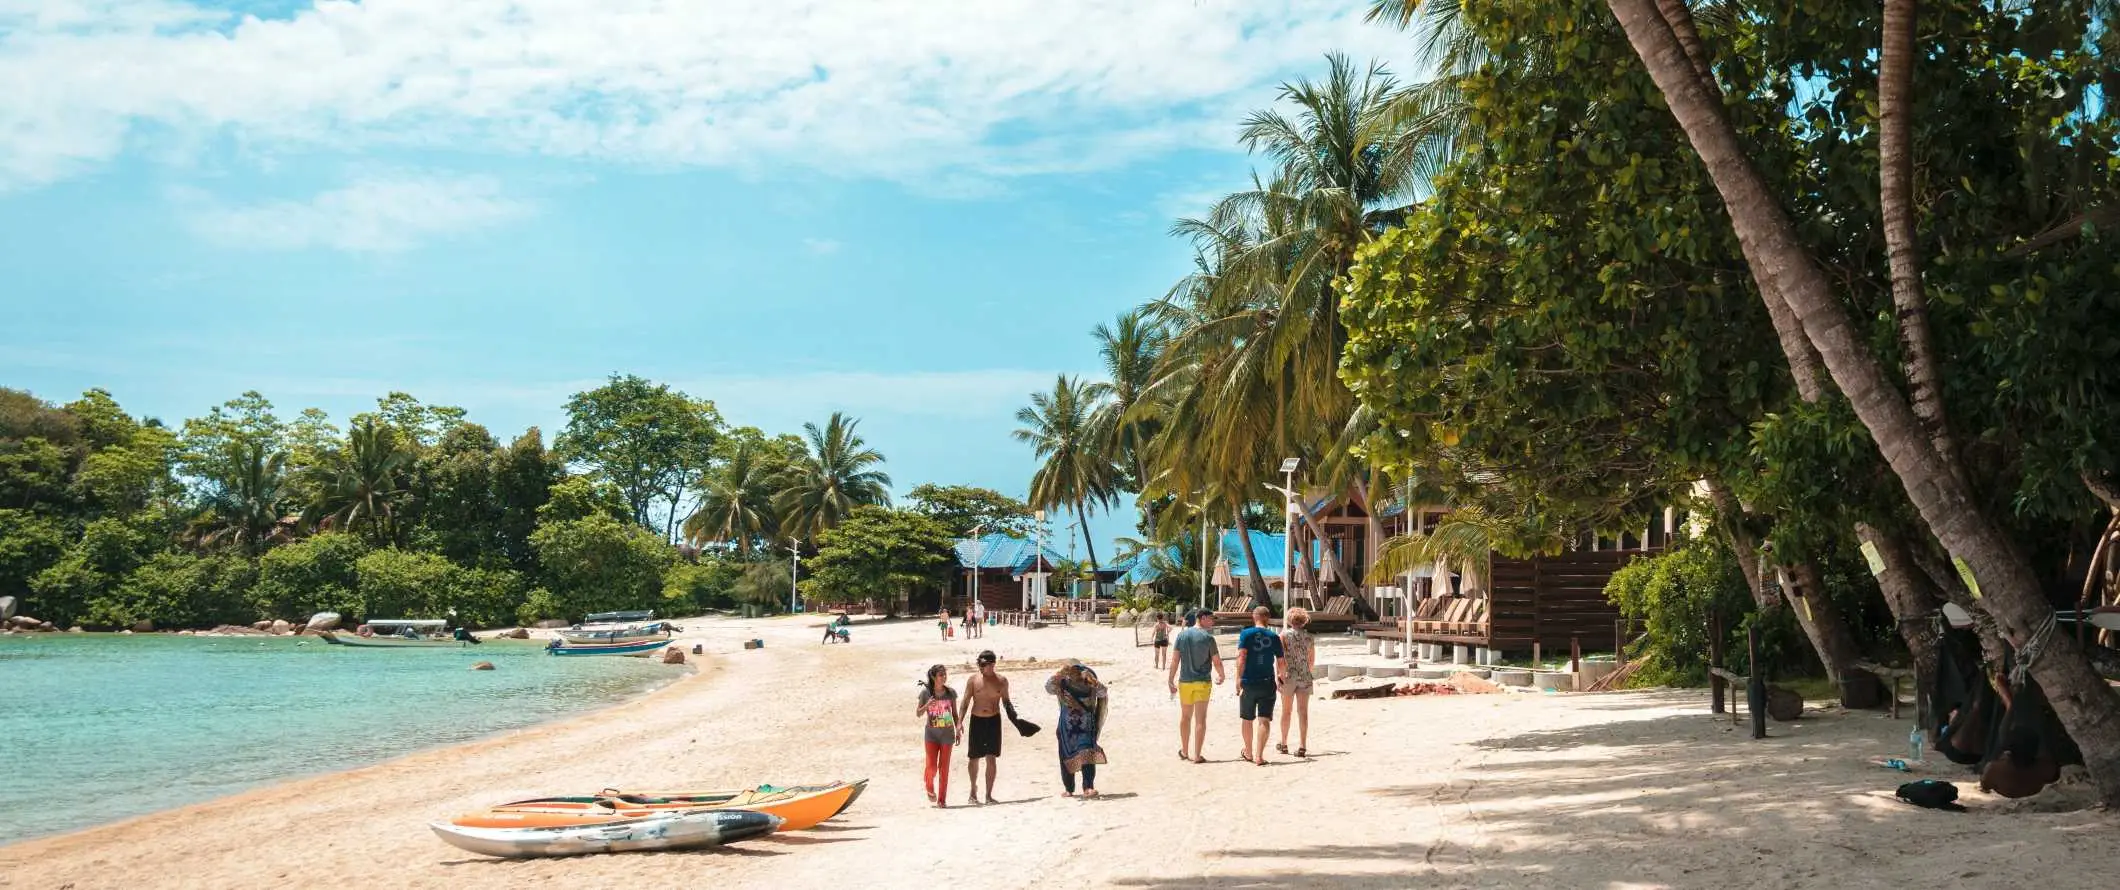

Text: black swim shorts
xmin=1239 ymin=682 xmax=1277 ymax=721
xmin=968 ymin=714 xmax=1003 ymax=758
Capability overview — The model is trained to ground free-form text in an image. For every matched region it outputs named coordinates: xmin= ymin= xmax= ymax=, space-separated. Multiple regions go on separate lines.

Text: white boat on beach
xmin=430 ymin=808 xmax=782 ymax=858
xmin=316 ymin=619 xmax=477 ymax=649
xmin=554 ymin=610 xmax=676 ymax=646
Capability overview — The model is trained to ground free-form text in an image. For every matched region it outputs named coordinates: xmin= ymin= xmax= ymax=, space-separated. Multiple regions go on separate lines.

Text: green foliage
xmin=799 ymin=506 xmax=953 ymax=614
xmin=556 ymin=375 xmax=722 ymax=534
xmin=302 ymin=416 xmax=414 ymax=546
xmin=539 ymin=476 xmax=630 ymax=524
xmin=775 ymin=412 xmax=892 ymax=546
xmin=0 ymin=509 xmax=67 ymax=604
xmin=527 ymin=513 xmax=674 ymax=622
xmin=29 ymin=517 xmax=162 ymax=627
xmin=92 ymin=551 xmax=255 ymax=629
xmin=350 ymin=548 xmax=523 ymax=628
xmin=907 ymin=483 xmax=1034 ymax=539
xmin=731 ymin=560 xmax=789 ymax=610
xmin=251 ymin=532 xmax=368 ymax=621
xmin=1605 ymin=539 xmax=1751 ymax=686
xmin=662 ymin=558 xmax=742 ymax=614
xmin=0 ymin=436 xmax=72 ymax=510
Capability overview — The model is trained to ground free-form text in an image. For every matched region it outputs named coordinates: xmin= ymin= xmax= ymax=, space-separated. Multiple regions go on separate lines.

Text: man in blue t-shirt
xmin=1235 ymin=605 xmax=1284 ymax=764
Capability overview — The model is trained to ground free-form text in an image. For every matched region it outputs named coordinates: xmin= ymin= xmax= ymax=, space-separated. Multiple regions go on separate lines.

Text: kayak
xmin=612 ymin=779 xmax=869 ymax=822
xmin=431 ymin=809 xmax=782 ymax=859
xmin=459 ymin=780 xmax=865 ymax=832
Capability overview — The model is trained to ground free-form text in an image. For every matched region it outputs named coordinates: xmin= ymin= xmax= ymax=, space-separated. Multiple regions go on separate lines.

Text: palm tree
xmin=1090 ymin=309 xmax=1167 ymax=495
xmin=201 ymin=440 xmax=291 ymax=556
xmin=683 ymin=440 xmax=779 ymax=556
xmin=1015 ymin=375 xmax=1118 ymax=572
xmin=775 ymin=412 xmax=891 ymax=546
xmin=302 ymin=416 xmax=413 ymax=545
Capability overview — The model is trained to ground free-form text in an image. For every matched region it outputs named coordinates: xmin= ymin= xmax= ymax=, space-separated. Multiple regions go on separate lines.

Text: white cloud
xmin=801 ymin=237 xmax=842 ymax=256
xmin=170 ymin=172 xmax=533 ymax=251
xmin=0 ymin=0 xmax=1413 ymax=190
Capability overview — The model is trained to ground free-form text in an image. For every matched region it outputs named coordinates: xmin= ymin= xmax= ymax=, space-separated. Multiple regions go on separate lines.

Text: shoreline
xmin=0 ymin=637 xmax=707 ymax=852
xmin=7 ymin=616 xmax=2116 ymax=890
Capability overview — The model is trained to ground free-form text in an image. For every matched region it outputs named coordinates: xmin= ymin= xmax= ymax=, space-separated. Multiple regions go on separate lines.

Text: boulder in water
xmin=130 ymin=620 xmax=154 ymax=633
xmin=66 ymin=625 xmax=83 ymax=633
xmin=7 ymin=615 xmax=40 ymax=629
xmin=269 ymin=619 xmax=291 ymax=635
xmin=253 ymin=620 xmax=272 ymax=632
xmin=470 ymin=661 xmax=496 ymax=671
xmin=500 ymin=628 xmax=529 ymax=640
xmin=0 ymin=595 xmax=15 ymax=620
xmin=661 ymin=647 xmax=686 ymax=665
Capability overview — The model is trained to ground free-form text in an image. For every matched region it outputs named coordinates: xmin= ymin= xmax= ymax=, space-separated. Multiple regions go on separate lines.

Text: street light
xmin=787 ymin=538 xmax=800 ymax=615
xmin=1279 ymin=458 xmax=1301 ymax=612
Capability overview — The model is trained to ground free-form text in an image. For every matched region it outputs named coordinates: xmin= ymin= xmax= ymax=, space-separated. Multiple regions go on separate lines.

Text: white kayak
xmin=430 ymin=809 xmax=782 ymax=858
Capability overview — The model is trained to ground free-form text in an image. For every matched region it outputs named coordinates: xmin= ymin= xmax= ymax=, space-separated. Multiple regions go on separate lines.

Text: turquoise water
xmin=0 ymin=634 xmax=678 ymax=843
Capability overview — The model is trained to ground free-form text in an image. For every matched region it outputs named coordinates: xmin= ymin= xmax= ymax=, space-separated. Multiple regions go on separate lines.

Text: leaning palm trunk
xmin=1609 ymin=0 xmax=2120 ymax=805
xmin=1878 ymin=0 xmax=1960 ymax=484
xmin=1232 ymin=509 xmax=1270 ymax=602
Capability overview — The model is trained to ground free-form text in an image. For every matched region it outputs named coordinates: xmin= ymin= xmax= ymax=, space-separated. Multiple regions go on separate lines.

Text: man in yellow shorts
xmin=1167 ymin=609 xmax=1225 ymax=763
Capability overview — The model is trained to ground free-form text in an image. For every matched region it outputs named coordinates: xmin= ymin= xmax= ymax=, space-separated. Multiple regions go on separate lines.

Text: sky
xmin=0 ymin=0 xmax=1415 ymax=559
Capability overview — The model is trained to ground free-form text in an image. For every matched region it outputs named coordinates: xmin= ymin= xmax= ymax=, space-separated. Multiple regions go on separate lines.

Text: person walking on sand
xmin=958 ymin=649 xmax=1013 ymax=804
xmin=1167 ymin=609 xmax=1223 ymax=763
xmin=1150 ymin=612 xmax=1171 ymax=669
xmin=939 ymin=608 xmax=954 ymax=642
xmin=1235 ymin=606 xmax=1284 ymax=766
xmin=1046 ymin=661 xmax=1108 ymax=797
xmin=969 ymin=600 xmax=986 ymax=638
xmin=1275 ymin=607 xmax=1317 ymax=758
xmin=917 ymin=664 xmax=960 ymax=807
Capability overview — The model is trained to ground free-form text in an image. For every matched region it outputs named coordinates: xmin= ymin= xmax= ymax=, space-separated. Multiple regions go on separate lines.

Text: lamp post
xmin=1185 ymin=499 xmax=1212 ymax=613
xmin=1030 ymin=510 xmax=1046 ymax=611
xmin=787 ymin=538 xmax=800 ymax=615
xmin=1274 ymin=458 xmax=1301 ymax=611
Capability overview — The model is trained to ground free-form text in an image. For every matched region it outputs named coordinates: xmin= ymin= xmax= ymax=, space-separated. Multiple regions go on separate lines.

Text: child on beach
xmin=940 ymin=609 xmax=954 ymax=641
xmin=918 ymin=664 xmax=960 ymax=807
xmin=1151 ymin=613 xmax=1171 ymax=669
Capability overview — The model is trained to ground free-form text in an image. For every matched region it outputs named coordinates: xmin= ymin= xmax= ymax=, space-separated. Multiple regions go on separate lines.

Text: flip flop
xmin=1239 ymin=751 xmax=1255 ymax=764
xmin=1191 ymin=756 xmax=1205 ymax=764
xmin=1295 ymin=748 xmax=1307 ymax=758
xmin=1178 ymin=749 xmax=1189 ymax=761
xmin=1276 ymin=743 xmax=1289 ymax=754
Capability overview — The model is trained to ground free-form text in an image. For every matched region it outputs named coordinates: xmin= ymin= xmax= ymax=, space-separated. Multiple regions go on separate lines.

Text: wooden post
xmin=1533 ymin=642 xmax=1542 ymax=669
xmin=1746 ymin=623 xmax=1767 ymax=740
xmin=1709 ymin=609 xmax=1726 ymax=715
xmin=1570 ymin=634 xmax=1581 ymax=674
xmin=1615 ymin=619 xmax=1626 ymax=669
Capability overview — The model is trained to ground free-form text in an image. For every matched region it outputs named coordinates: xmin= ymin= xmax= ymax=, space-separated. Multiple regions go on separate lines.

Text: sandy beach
xmin=4 ymin=615 xmax=2114 ymax=890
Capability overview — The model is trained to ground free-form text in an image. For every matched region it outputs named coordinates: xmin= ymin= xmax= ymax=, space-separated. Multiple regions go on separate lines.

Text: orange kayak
xmin=453 ymin=780 xmax=865 ymax=832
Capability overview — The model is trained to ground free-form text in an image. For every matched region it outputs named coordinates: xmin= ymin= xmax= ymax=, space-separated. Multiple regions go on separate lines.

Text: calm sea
xmin=0 ymin=634 xmax=677 ymax=843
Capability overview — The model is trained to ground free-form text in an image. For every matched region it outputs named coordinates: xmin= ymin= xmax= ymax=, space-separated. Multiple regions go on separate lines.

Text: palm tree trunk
xmin=1608 ymin=0 xmax=2120 ymax=804
xmin=1074 ymin=499 xmax=1100 ymax=596
xmin=1233 ymin=508 xmax=1269 ymax=602
xmin=1880 ymin=0 xmax=1960 ymax=484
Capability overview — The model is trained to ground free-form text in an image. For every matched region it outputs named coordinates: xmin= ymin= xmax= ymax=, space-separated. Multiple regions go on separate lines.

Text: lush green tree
xmin=177 ymin=392 xmax=284 ymax=489
xmin=906 ymin=483 xmax=1033 ymax=540
xmin=28 ymin=517 xmax=160 ymax=627
xmin=0 ymin=387 xmax=83 ymax=447
xmin=527 ymin=512 xmax=673 ymax=622
xmin=197 ymin=440 xmax=292 ymax=556
xmin=662 ymin=557 xmax=742 ymax=614
xmin=1014 ymin=375 xmax=1115 ymax=570
xmin=539 ymin=476 xmax=630 ymax=524
xmin=684 ymin=438 xmax=782 ymax=555
xmin=0 ymin=435 xmax=71 ymax=510
xmin=731 ymin=560 xmax=789 ymax=612
xmin=409 ymin=423 xmax=504 ymax=565
xmin=302 ymin=416 xmax=413 ymax=545
xmin=353 ymin=548 xmax=458 ymax=620
xmin=1089 ymin=309 xmax=1167 ymax=495
xmin=798 ymin=506 xmax=953 ymax=615
xmin=556 ymin=375 xmax=723 ymax=536
xmin=0 ymin=509 xmax=67 ymax=606
xmin=493 ymin=428 xmax=561 ymax=572
xmin=71 ymin=422 xmax=176 ymax=518
xmin=251 ymin=532 xmax=368 ymax=621
xmin=369 ymin=392 xmax=468 ymax=451
xmin=91 ymin=550 xmax=255 ymax=629
xmin=775 ymin=412 xmax=892 ymax=546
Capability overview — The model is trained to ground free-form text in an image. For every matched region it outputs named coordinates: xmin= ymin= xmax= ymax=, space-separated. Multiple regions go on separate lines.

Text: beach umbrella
xmin=1292 ymin=556 xmax=1313 ymax=586
xmin=1211 ymin=559 xmax=1234 ymax=590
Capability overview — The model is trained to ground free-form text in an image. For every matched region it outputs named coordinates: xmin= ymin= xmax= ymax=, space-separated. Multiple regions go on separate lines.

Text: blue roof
xmin=1116 ymin=531 xmax=1322 ymax=586
xmin=953 ymin=533 xmax=1066 ymax=573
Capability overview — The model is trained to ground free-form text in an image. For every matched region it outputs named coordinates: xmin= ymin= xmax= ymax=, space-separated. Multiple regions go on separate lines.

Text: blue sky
xmin=0 ymin=0 xmax=1412 ymax=558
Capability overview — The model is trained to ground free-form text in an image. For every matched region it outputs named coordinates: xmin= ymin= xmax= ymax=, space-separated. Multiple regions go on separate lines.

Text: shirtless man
xmin=957 ymin=649 xmax=1013 ymax=804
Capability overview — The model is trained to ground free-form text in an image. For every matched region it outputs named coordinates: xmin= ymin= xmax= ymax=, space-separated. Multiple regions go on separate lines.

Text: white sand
xmin=3 ymin=615 xmax=2114 ymax=889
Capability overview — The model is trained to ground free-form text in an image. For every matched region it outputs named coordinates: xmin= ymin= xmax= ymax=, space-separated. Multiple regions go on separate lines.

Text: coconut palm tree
xmin=1090 ymin=309 xmax=1168 ymax=496
xmin=1015 ymin=375 xmax=1118 ymax=572
xmin=775 ymin=412 xmax=891 ymax=546
xmin=302 ymin=416 xmax=413 ymax=545
xmin=200 ymin=440 xmax=292 ymax=556
xmin=683 ymin=439 xmax=780 ymax=556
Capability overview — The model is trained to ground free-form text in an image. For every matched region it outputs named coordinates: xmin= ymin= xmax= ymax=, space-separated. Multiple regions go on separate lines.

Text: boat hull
xmin=431 ymin=809 xmax=781 ymax=859
xmin=555 ymin=625 xmax=673 ymax=645
xmin=547 ymin=638 xmax=670 ymax=657
xmin=317 ymin=631 xmax=464 ymax=649
xmin=468 ymin=781 xmax=864 ymax=832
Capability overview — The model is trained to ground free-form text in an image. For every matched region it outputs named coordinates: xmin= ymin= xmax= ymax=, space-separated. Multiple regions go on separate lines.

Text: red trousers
xmin=923 ymin=740 xmax=953 ymax=804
